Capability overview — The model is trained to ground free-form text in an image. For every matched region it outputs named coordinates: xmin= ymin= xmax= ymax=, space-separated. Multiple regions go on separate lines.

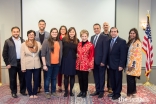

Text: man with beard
xmin=35 ymin=20 xmax=49 ymax=93
xmin=2 ymin=26 xmax=27 ymax=98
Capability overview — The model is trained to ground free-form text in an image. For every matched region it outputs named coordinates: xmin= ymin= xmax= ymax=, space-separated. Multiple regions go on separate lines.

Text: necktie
xmin=110 ymin=38 xmax=114 ymax=50
xmin=93 ymin=35 xmax=98 ymax=46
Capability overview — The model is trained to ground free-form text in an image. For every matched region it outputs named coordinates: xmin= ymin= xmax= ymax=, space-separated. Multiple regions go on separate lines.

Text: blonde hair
xmin=80 ymin=29 xmax=89 ymax=37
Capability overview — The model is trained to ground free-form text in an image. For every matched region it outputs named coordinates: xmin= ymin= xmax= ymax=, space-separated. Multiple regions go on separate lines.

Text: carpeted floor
xmin=0 ymin=83 xmax=156 ymax=104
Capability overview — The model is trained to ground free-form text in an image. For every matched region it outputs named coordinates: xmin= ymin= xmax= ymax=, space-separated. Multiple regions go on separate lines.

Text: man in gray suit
xmin=35 ymin=19 xmax=49 ymax=93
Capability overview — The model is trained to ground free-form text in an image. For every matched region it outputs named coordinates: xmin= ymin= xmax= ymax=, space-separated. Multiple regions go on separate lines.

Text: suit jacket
xmin=91 ymin=33 xmax=109 ymax=65
xmin=35 ymin=31 xmax=49 ymax=44
xmin=2 ymin=37 xmax=25 ymax=66
xmin=108 ymin=37 xmax=127 ymax=70
xmin=21 ymin=41 xmax=41 ymax=70
xmin=76 ymin=41 xmax=94 ymax=71
xmin=126 ymin=40 xmax=142 ymax=76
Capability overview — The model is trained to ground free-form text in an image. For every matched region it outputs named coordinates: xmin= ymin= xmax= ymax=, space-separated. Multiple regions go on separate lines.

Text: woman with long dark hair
xmin=61 ymin=27 xmax=79 ymax=97
xmin=41 ymin=28 xmax=62 ymax=99
xmin=57 ymin=25 xmax=67 ymax=92
xmin=126 ymin=28 xmax=142 ymax=98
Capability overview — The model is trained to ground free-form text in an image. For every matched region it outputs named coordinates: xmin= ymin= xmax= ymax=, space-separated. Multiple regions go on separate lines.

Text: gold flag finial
xmin=147 ymin=10 xmax=150 ymax=20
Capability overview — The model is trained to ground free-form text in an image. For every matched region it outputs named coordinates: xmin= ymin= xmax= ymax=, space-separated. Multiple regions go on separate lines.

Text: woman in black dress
xmin=62 ymin=27 xmax=79 ymax=97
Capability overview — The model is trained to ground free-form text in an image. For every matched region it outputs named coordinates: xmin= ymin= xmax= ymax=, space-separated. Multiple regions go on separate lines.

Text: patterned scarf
xmin=25 ymin=40 xmax=38 ymax=53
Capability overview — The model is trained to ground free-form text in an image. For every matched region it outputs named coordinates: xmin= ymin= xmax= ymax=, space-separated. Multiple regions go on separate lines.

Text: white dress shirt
xmin=12 ymin=37 xmax=21 ymax=59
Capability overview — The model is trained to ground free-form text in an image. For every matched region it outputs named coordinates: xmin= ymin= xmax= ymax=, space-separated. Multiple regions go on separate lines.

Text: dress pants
xmin=38 ymin=68 xmax=42 ymax=88
xmin=77 ymin=70 xmax=89 ymax=92
xmin=106 ymin=68 xmax=111 ymax=89
xmin=8 ymin=59 xmax=26 ymax=94
xmin=110 ymin=68 xmax=122 ymax=97
xmin=127 ymin=75 xmax=136 ymax=96
xmin=93 ymin=63 xmax=106 ymax=93
xmin=25 ymin=69 xmax=40 ymax=96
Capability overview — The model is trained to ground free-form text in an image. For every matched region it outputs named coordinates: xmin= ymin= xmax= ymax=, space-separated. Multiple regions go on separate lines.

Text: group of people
xmin=2 ymin=19 xmax=142 ymax=100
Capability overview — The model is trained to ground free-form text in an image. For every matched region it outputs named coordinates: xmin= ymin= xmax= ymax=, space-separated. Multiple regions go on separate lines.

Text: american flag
xmin=142 ymin=15 xmax=153 ymax=78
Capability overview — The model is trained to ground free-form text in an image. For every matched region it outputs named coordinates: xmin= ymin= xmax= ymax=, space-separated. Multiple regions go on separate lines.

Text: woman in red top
xmin=76 ymin=29 xmax=94 ymax=98
xmin=57 ymin=25 xmax=67 ymax=92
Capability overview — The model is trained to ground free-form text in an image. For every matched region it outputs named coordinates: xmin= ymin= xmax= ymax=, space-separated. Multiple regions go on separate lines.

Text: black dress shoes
xmin=82 ymin=92 xmax=87 ymax=98
xmin=77 ymin=92 xmax=83 ymax=97
xmin=112 ymin=95 xmax=120 ymax=100
xmin=70 ymin=92 xmax=74 ymax=96
xmin=108 ymin=93 xmax=114 ymax=97
xmin=20 ymin=93 xmax=27 ymax=96
xmin=98 ymin=93 xmax=104 ymax=98
xmin=90 ymin=92 xmax=99 ymax=96
xmin=12 ymin=93 xmax=18 ymax=98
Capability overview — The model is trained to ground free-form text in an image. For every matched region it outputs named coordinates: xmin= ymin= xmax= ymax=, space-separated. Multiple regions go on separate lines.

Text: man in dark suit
xmin=90 ymin=23 xmax=109 ymax=98
xmin=35 ymin=19 xmax=49 ymax=93
xmin=107 ymin=27 xmax=127 ymax=100
xmin=2 ymin=26 xmax=27 ymax=98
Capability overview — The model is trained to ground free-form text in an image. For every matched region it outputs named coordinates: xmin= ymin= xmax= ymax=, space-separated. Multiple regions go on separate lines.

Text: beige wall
xmin=0 ymin=0 xmax=156 ymax=84
xmin=0 ymin=0 xmax=21 ymax=66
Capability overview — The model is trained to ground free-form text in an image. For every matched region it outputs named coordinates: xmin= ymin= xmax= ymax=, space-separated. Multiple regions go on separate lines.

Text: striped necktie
xmin=110 ymin=38 xmax=114 ymax=50
xmin=93 ymin=35 xmax=98 ymax=46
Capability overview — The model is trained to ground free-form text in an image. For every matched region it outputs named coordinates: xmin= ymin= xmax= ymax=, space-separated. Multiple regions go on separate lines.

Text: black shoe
xmin=70 ymin=92 xmax=74 ymax=96
xmin=20 ymin=93 xmax=27 ymax=96
xmin=112 ymin=95 xmax=120 ymax=100
xmin=90 ymin=92 xmax=99 ymax=96
xmin=98 ymin=93 xmax=104 ymax=98
xmin=77 ymin=92 xmax=83 ymax=97
xmin=108 ymin=93 xmax=114 ymax=97
xmin=12 ymin=93 xmax=18 ymax=98
xmin=82 ymin=92 xmax=87 ymax=98
xmin=64 ymin=92 xmax=68 ymax=97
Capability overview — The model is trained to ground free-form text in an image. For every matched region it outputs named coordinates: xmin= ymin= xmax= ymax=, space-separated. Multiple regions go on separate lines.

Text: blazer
xmin=76 ymin=41 xmax=94 ymax=71
xmin=35 ymin=31 xmax=49 ymax=44
xmin=41 ymin=39 xmax=63 ymax=66
xmin=2 ymin=37 xmax=25 ymax=66
xmin=108 ymin=37 xmax=127 ymax=70
xmin=91 ymin=33 xmax=109 ymax=65
xmin=62 ymin=38 xmax=79 ymax=59
xmin=126 ymin=40 xmax=142 ymax=76
xmin=21 ymin=41 xmax=42 ymax=70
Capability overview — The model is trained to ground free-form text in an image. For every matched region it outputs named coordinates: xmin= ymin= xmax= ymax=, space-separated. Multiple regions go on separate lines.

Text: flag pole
xmin=143 ymin=10 xmax=153 ymax=86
